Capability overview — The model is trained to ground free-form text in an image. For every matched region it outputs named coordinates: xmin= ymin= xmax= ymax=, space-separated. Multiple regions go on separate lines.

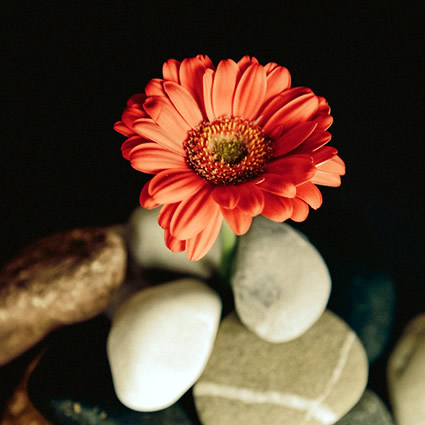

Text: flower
xmin=114 ymin=55 xmax=345 ymax=261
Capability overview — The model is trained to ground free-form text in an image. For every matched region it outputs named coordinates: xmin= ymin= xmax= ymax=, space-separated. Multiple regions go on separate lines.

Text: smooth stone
xmin=231 ymin=216 xmax=331 ymax=343
xmin=335 ymin=389 xmax=394 ymax=424
xmin=328 ymin=264 xmax=395 ymax=363
xmin=388 ymin=313 xmax=425 ymax=425
xmin=27 ymin=316 xmax=200 ymax=425
xmin=0 ymin=227 xmax=127 ymax=366
xmin=126 ymin=207 xmax=222 ymax=279
xmin=107 ymin=278 xmax=222 ymax=412
xmin=1 ymin=355 xmax=53 ymax=425
xmin=194 ymin=310 xmax=368 ymax=425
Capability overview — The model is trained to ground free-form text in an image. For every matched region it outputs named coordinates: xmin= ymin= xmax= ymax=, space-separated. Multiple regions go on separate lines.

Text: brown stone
xmin=1 ymin=353 xmax=53 ymax=425
xmin=0 ymin=227 xmax=127 ymax=366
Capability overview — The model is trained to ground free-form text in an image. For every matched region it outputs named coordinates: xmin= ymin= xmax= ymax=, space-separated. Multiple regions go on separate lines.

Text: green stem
xmin=219 ymin=220 xmax=237 ymax=291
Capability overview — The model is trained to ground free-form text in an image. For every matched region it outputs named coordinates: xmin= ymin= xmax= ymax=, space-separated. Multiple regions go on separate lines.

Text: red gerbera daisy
xmin=114 ymin=55 xmax=345 ymax=261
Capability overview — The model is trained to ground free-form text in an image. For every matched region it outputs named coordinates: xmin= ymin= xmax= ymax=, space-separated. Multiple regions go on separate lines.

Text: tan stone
xmin=194 ymin=310 xmax=368 ymax=425
xmin=0 ymin=227 xmax=127 ymax=365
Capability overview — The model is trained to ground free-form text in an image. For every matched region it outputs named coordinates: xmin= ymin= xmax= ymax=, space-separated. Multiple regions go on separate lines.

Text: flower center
xmin=184 ymin=116 xmax=273 ymax=185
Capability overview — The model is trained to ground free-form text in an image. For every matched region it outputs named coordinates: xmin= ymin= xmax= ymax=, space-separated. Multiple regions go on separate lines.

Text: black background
xmin=1 ymin=0 xmax=425 ymax=410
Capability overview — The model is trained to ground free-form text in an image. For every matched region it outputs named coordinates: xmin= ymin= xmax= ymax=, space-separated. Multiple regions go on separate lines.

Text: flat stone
xmin=328 ymin=264 xmax=396 ymax=363
xmin=194 ymin=310 xmax=368 ymax=425
xmin=231 ymin=216 xmax=331 ymax=342
xmin=107 ymin=278 xmax=222 ymax=411
xmin=27 ymin=316 xmax=200 ymax=425
xmin=335 ymin=389 xmax=394 ymax=424
xmin=388 ymin=313 xmax=425 ymax=425
xmin=0 ymin=227 xmax=127 ymax=366
xmin=126 ymin=207 xmax=222 ymax=279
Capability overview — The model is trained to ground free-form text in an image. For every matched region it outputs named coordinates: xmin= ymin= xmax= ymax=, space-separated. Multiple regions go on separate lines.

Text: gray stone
xmin=231 ymin=216 xmax=331 ymax=342
xmin=0 ymin=227 xmax=127 ymax=366
xmin=126 ymin=207 xmax=222 ymax=279
xmin=388 ymin=313 xmax=425 ymax=425
xmin=194 ymin=310 xmax=368 ymax=425
xmin=335 ymin=389 xmax=394 ymax=424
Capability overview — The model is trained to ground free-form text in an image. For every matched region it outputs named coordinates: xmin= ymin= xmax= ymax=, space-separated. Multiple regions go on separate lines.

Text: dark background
xmin=1 ymin=0 xmax=424 ymax=411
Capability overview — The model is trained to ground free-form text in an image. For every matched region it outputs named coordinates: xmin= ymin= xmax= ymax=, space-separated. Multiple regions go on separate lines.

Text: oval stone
xmin=194 ymin=310 xmax=368 ymax=425
xmin=232 ymin=216 xmax=331 ymax=342
xmin=107 ymin=278 xmax=222 ymax=412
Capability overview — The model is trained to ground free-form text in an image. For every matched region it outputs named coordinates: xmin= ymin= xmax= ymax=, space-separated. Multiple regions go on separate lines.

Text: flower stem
xmin=219 ymin=220 xmax=237 ymax=291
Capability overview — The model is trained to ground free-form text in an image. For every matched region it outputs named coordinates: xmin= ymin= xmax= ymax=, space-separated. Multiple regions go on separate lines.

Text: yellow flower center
xmin=184 ymin=116 xmax=273 ymax=185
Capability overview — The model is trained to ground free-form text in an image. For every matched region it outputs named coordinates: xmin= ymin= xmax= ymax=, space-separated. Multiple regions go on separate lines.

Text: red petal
xmin=233 ymin=64 xmax=267 ymax=120
xmin=212 ymin=185 xmax=240 ymax=209
xmin=163 ymin=81 xmax=203 ymax=128
xmin=294 ymin=130 xmax=332 ymax=154
xmin=237 ymin=56 xmax=259 ymax=74
xmin=148 ymin=169 xmax=207 ymax=204
xmin=139 ymin=181 xmax=161 ymax=209
xmin=203 ymin=68 xmax=215 ymax=121
xmin=255 ymin=173 xmax=296 ymax=197
xmin=133 ymin=118 xmax=185 ymax=156
xmin=114 ymin=121 xmax=134 ymax=137
xmin=145 ymin=79 xmax=165 ymax=97
xmin=162 ymin=59 xmax=181 ymax=83
xmin=164 ymin=229 xmax=185 ymax=253
xmin=221 ymin=206 xmax=252 ymax=235
xmin=264 ymin=66 xmax=291 ymax=104
xmin=311 ymin=146 xmax=338 ymax=165
xmin=264 ymin=62 xmax=279 ymax=74
xmin=316 ymin=155 xmax=346 ymax=175
xmin=122 ymin=106 xmax=148 ymax=129
xmin=290 ymin=198 xmax=310 ymax=222
xmin=212 ymin=59 xmax=240 ymax=118
xmin=121 ymin=135 xmax=145 ymax=160
xmin=311 ymin=170 xmax=342 ymax=187
xmin=259 ymin=87 xmax=312 ymax=126
xmin=127 ymin=94 xmax=146 ymax=108
xmin=196 ymin=55 xmax=214 ymax=69
xmin=273 ymin=121 xmax=317 ymax=157
xmin=186 ymin=208 xmax=223 ymax=261
xmin=263 ymin=92 xmax=319 ymax=137
xmin=237 ymin=183 xmax=264 ymax=216
xmin=267 ymin=155 xmax=316 ymax=185
xmin=261 ymin=192 xmax=293 ymax=222
xmin=179 ymin=57 xmax=208 ymax=113
xmin=170 ymin=185 xmax=217 ymax=240
xmin=158 ymin=202 xmax=179 ymax=229
xmin=143 ymin=96 xmax=191 ymax=140
xmin=129 ymin=143 xmax=187 ymax=173
xmin=295 ymin=182 xmax=323 ymax=210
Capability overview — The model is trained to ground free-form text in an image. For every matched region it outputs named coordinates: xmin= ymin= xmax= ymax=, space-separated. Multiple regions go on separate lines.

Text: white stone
xmin=107 ymin=278 xmax=222 ymax=411
xmin=388 ymin=313 xmax=425 ymax=425
xmin=231 ymin=216 xmax=331 ymax=343
xmin=126 ymin=207 xmax=222 ymax=278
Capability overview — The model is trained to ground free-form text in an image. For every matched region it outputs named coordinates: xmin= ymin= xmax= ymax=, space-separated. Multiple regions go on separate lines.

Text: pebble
xmin=27 ymin=316 xmax=200 ymax=425
xmin=126 ymin=207 xmax=222 ymax=279
xmin=388 ymin=313 xmax=425 ymax=425
xmin=335 ymin=389 xmax=394 ymax=424
xmin=194 ymin=310 xmax=368 ymax=425
xmin=0 ymin=227 xmax=127 ymax=366
xmin=231 ymin=216 xmax=331 ymax=342
xmin=328 ymin=264 xmax=395 ymax=363
xmin=107 ymin=278 xmax=222 ymax=411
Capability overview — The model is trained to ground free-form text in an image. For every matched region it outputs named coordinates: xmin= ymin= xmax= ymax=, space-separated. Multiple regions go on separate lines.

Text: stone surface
xmin=328 ymin=264 xmax=396 ymax=363
xmin=27 ymin=316 xmax=200 ymax=425
xmin=1 ymin=354 xmax=53 ymax=425
xmin=194 ymin=310 xmax=368 ymax=425
xmin=0 ymin=227 xmax=126 ymax=366
xmin=388 ymin=313 xmax=425 ymax=425
xmin=107 ymin=278 xmax=222 ymax=411
xmin=231 ymin=216 xmax=331 ymax=342
xmin=126 ymin=207 xmax=222 ymax=279
xmin=335 ymin=389 xmax=394 ymax=424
